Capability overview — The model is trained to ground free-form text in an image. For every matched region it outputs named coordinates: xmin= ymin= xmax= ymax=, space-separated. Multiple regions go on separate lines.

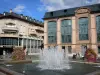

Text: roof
xmin=43 ymin=3 xmax=100 ymax=20
xmin=0 ymin=12 xmax=44 ymax=27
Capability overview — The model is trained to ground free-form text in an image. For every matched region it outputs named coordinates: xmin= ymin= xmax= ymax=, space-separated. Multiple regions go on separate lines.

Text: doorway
xmin=98 ymin=46 xmax=100 ymax=53
xmin=0 ymin=47 xmax=13 ymax=55
xmin=0 ymin=48 xmax=3 ymax=55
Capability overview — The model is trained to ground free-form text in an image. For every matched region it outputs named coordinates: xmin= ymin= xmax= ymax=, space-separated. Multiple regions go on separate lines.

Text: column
xmin=21 ymin=38 xmax=24 ymax=47
xmin=33 ymin=40 xmax=35 ymax=53
xmin=37 ymin=40 xmax=38 ymax=53
xmin=90 ymin=15 xmax=98 ymax=54
xmin=31 ymin=39 xmax=33 ymax=53
xmin=30 ymin=39 xmax=31 ymax=54
xmin=18 ymin=37 xmax=19 ymax=46
xmin=57 ymin=19 xmax=61 ymax=50
xmin=40 ymin=40 xmax=41 ymax=48
xmin=72 ymin=17 xmax=77 ymax=53
xmin=39 ymin=40 xmax=41 ymax=51
xmin=26 ymin=38 xmax=28 ymax=54
xmin=44 ymin=20 xmax=48 ymax=48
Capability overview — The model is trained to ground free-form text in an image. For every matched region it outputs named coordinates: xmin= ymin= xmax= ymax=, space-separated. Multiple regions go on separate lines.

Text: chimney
xmin=10 ymin=9 xmax=12 ymax=13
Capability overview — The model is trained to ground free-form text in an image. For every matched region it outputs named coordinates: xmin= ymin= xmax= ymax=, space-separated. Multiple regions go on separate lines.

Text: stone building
xmin=0 ymin=9 xmax=44 ymax=56
xmin=43 ymin=4 xmax=100 ymax=56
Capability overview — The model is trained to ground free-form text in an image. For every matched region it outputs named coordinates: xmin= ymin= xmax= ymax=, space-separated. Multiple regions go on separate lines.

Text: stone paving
xmin=0 ymin=66 xmax=24 ymax=75
xmin=0 ymin=72 xmax=6 ymax=75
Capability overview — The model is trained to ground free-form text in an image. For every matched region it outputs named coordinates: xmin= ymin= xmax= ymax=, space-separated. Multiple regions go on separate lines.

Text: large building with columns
xmin=0 ymin=9 xmax=44 ymax=55
xmin=44 ymin=4 xmax=100 ymax=55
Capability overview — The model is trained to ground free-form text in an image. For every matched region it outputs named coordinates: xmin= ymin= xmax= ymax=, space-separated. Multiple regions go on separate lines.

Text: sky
xmin=0 ymin=0 xmax=100 ymax=21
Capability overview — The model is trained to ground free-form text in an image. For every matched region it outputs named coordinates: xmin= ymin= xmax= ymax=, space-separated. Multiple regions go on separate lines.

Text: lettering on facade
xmin=75 ymin=8 xmax=90 ymax=14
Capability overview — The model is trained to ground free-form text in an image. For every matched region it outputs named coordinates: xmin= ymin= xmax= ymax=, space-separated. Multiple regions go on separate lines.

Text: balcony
xmin=2 ymin=26 xmax=19 ymax=32
xmin=37 ymin=33 xmax=44 ymax=37
xmin=35 ymin=27 xmax=44 ymax=32
xmin=29 ymin=29 xmax=37 ymax=36
xmin=0 ymin=33 xmax=19 ymax=37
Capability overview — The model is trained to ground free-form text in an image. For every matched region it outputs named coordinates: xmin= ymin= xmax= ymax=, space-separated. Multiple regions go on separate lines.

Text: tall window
xmin=79 ymin=17 xmax=88 ymax=40
xmin=48 ymin=21 xmax=57 ymax=43
xmin=96 ymin=16 xmax=100 ymax=42
xmin=61 ymin=19 xmax=72 ymax=43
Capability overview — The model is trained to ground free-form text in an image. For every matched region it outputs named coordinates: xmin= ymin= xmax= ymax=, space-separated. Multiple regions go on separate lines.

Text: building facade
xmin=0 ymin=10 xmax=44 ymax=55
xmin=44 ymin=4 xmax=100 ymax=55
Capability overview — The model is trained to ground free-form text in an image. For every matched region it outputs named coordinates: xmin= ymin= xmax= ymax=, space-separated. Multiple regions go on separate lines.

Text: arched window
xmin=48 ymin=21 xmax=57 ymax=43
xmin=79 ymin=17 xmax=88 ymax=40
xmin=61 ymin=19 xmax=72 ymax=43
xmin=96 ymin=16 xmax=100 ymax=42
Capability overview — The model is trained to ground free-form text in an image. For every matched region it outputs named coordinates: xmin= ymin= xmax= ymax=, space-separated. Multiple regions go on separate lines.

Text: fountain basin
xmin=1 ymin=62 xmax=100 ymax=75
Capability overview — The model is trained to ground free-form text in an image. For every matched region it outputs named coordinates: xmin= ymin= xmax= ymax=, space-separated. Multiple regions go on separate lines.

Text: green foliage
xmin=12 ymin=55 xmax=17 ymax=60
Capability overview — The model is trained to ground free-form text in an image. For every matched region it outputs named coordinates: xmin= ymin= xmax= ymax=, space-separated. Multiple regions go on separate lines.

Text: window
xmin=0 ymin=37 xmax=18 ymax=45
xmin=48 ymin=21 xmax=57 ymax=43
xmin=6 ymin=22 xmax=16 ymax=27
xmin=96 ymin=16 xmax=100 ymax=42
xmin=79 ymin=17 xmax=88 ymax=40
xmin=61 ymin=19 xmax=72 ymax=43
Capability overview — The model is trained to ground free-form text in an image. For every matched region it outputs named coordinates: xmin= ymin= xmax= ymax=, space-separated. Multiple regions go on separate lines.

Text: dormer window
xmin=3 ymin=13 xmax=5 ymax=16
xmin=6 ymin=22 xmax=16 ymax=27
xmin=20 ymin=14 xmax=23 ymax=18
xmin=26 ymin=16 xmax=27 ymax=19
xmin=33 ymin=19 xmax=36 ymax=22
xmin=6 ymin=22 xmax=15 ymax=25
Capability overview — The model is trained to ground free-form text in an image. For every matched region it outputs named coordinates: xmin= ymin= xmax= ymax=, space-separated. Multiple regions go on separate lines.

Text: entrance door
xmin=98 ymin=46 xmax=100 ymax=53
xmin=4 ymin=47 xmax=13 ymax=54
xmin=0 ymin=48 xmax=3 ymax=55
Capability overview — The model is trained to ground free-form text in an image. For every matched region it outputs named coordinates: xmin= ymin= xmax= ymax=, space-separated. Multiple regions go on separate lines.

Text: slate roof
xmin=0 ymin=12 xmax=44 ymax=27
xmin=43 ymin=3 xmax=100 ymax=20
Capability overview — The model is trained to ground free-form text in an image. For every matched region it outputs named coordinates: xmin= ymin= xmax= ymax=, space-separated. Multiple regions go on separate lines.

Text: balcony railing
xmin=37 ymin=33 xmax=44 ymax=36
xmin=2 ymin=26 xmax=19 ymax=32
xmin=35 ymin=27 xmax=44 ymax=31
xmin=29 ymin=30 xmax=37 ymax=35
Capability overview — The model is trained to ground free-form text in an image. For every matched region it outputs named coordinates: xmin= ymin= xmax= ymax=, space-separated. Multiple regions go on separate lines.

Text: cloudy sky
xmin=0 ymin=0 xmax=100 ymax=21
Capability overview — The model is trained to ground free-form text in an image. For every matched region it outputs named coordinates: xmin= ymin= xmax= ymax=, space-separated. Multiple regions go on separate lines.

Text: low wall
xmin=0 ymin=66 xmax=24 ymax=75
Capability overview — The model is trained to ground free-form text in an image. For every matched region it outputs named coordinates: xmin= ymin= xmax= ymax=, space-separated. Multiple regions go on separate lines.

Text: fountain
xmin=2 ymin=46 xmax=100 ymax=75
xmin=37 ymin=46 xmax=71 ymax=70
